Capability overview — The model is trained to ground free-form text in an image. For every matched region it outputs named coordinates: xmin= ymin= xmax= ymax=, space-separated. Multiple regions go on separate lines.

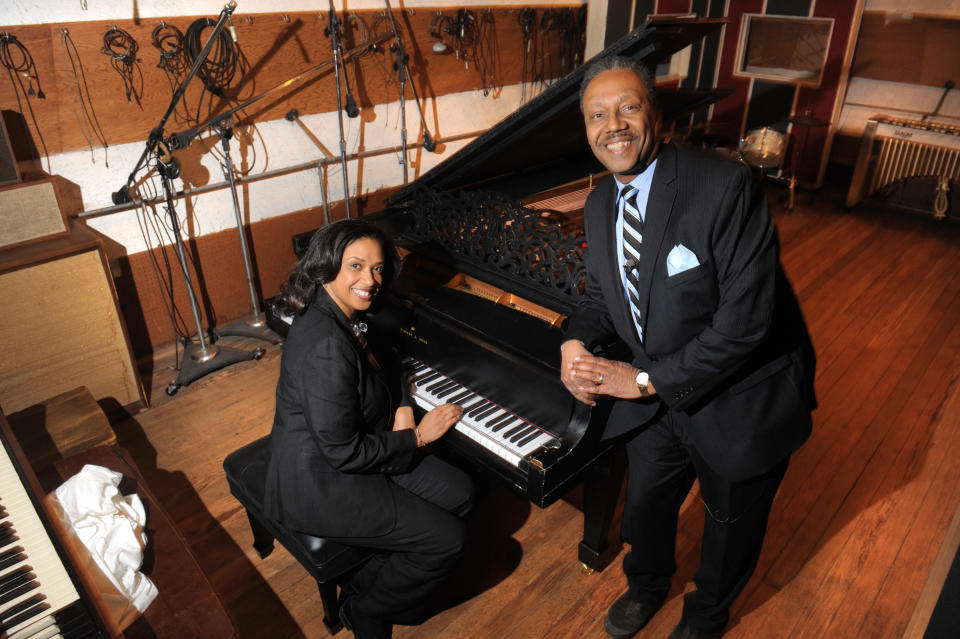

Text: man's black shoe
xmin=603 ymin=591 xmax=663 ymax=638
xmin=339 ymin=597 xmax=392 ymax=639
xmin=666 ymin=619 xmax=723 ymax=639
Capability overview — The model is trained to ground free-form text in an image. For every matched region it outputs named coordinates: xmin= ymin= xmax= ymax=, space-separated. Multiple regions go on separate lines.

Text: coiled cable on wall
xmin=101 ymin=25 xmax=143 ymax=106
xmin=0 ymin=32 xmax=50 ymax=172
xmin=151 ymin=22 xmax=192 ymax=124
xmin=184 ymin=17 xmax=241 ymax=97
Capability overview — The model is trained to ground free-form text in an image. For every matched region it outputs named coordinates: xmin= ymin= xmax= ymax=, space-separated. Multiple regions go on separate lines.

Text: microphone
xmin=422 ymin=131 xmax=437 ymax=153
xmin=112 ymin=185 xmax=132 ymax=205
xmin=345 ymin=94 xmax=359 ymax=118
xmin=165 ymin=130 xmax=195 ymax=150
xmin=623 ymin=258 xmax=638 ymax=272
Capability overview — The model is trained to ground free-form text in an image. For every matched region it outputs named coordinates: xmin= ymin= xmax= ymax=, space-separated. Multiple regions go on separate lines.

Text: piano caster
xmin=253 ymin=347 xmax=266 ymax=360
xmin=166 ymin=382 xmax=180 ymax=396
xmin=580 ymin=562 xmax=596 ymax=576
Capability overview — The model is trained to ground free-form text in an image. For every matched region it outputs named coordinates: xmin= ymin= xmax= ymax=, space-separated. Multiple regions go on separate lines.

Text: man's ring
xmin=597 ymin=374 xmax=604 ymax=385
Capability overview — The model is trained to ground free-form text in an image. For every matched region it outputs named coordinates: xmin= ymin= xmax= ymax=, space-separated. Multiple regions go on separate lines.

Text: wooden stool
xmin=223 ymin=436 xmax=374 ymax=634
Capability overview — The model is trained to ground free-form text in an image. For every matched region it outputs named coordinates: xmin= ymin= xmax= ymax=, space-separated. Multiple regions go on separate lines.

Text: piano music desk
xmin=51 ymin=445 xmax=238 ymax=638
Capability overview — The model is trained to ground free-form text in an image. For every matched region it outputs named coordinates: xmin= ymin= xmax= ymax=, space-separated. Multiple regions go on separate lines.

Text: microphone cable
xmin=184 ymin=17 xmax=241 ymax=98
xmin=518 ymin=8 xmax=537 ymax=103
xmin=151 ymin=21 xmax=191 ymax=124
xmin=101 ymin=25 xmax=143 ymax=106
xmin=0 ymin=32 xmax=50 ymax=172
xmin=59 ymin=27 xmax=109 ymax=166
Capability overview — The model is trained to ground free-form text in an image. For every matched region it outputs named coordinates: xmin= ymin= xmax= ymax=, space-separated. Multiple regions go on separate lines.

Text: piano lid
xmin=389 ymin=17 xmax=727 ymax=203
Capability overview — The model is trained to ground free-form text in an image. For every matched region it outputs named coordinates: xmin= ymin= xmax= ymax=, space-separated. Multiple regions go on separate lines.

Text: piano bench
xmin=223 ymin=436 xmax=374 ymax=634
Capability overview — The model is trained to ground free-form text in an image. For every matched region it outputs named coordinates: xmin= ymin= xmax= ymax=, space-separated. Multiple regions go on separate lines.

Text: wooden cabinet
xmin=0 ymin=222 xmax=145 ymax=413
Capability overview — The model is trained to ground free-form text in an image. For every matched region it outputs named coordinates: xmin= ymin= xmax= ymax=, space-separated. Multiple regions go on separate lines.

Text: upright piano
xmin=280 ymin=18 xmax=728 ymax=571
xmin=0 ymin=411 xmax=111 ymax=638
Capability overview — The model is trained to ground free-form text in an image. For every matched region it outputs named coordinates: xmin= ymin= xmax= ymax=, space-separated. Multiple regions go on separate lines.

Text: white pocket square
xmin=666 ymin=243 xmax=700 ymax=276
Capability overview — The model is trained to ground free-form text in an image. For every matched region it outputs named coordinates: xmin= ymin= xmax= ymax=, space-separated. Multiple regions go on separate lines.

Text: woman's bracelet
xmin=414 ymin=426 xmax=424 ymax=447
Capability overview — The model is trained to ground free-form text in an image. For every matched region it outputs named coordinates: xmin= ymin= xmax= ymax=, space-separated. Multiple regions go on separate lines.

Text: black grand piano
xmin=277 ymin=17 xmax=728 ymax=572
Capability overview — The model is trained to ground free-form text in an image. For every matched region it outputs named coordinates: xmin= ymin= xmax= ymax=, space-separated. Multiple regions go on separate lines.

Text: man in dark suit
xmin=560 ymin=57 xmax=817 ymax=639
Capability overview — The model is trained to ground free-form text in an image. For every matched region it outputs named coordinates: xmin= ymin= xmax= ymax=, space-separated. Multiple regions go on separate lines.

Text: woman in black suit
xmin=263 ymin=219 xmax=473 ymax=639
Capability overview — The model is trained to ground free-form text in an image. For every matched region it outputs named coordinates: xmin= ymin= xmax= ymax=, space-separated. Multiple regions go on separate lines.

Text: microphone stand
xmin=324 ymin=0 xmax=353 ymax=217
xmin=212 ymin=116 xmax=282 ymax=345
xmin=381 ymin=0 xmax=437 ymax=185
xmin=110 ymin=2 xmax=265 ymax=397
xmin=155 ymin=141 xmax=263 ymax=397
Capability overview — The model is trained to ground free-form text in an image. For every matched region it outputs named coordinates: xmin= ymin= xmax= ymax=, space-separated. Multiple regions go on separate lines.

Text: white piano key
xmin=0 ymin=444 xmax=80 ymax=637
xmin=406 ymin=358 xmax=558 ymax=467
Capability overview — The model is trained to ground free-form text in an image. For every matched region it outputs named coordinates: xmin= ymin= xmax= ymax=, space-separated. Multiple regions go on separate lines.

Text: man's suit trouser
xmin=326 ymin=455 xmax=474 ymax=624
xmin=621 ymin=410 xmax=789 ymax=633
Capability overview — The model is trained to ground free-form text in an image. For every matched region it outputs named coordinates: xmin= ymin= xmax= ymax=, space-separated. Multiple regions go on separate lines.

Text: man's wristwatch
xmin=635 ymin=371 xmax=651 ymax=396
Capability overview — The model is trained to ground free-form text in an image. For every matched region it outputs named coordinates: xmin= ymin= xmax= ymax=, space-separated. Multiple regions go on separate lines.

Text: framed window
xmin=734 ymin=14 xmax=834 ymax=86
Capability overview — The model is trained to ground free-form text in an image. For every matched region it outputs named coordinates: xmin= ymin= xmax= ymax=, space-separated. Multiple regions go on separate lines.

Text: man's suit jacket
xmin=263 ymin=287 xmax=419 ymax=538
xmin=566 ymin=143 xmax=817 ymax=482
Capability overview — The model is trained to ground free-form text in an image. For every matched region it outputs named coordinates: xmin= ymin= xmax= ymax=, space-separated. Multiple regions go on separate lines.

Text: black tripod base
xmin=166 ymin=342 xmax=265 ymax=396
xmin=215 ymin=315 xmax=284 ymax=344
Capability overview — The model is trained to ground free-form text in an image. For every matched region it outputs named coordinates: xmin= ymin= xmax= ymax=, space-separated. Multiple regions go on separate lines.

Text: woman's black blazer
xmin=263 ymin=287 xmax=419 ymax=537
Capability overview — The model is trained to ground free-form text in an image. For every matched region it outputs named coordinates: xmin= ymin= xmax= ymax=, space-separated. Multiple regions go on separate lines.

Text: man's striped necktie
xmin=621 ymin=186 xmax=644 ymax=332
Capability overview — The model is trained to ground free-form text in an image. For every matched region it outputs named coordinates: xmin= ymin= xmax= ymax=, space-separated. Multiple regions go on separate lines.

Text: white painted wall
xmin=68 ymin=86 xmax=530 ymax=253
xmin=7 ymin=0 xmax=583 ymax=255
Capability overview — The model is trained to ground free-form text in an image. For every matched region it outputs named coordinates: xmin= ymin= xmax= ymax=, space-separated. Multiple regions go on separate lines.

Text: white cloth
xmin=54 ymin=464 xmax=158 ymax=612
xmin=666 ymin=243 xmax=701 ymax=276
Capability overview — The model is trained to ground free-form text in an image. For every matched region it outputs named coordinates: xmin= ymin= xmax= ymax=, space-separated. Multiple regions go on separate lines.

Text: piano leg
xmin=577 ymin=447 xmax=626 ymax=573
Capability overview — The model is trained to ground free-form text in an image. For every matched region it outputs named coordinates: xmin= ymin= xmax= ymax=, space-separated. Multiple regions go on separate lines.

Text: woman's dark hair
xmin=275 ymin=218 xmax=400 ymax=316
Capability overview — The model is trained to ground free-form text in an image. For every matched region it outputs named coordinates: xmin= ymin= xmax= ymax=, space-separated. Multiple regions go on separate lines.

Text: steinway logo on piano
xmin=892 ymin=129 xmax=914 ymax=139
xmin=400 ymin=327 xmax=427 ymax=344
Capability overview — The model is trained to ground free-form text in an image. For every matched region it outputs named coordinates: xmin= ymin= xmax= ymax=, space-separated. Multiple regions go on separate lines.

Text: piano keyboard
xmin=407 ymin=359 xmax=558 ymax=467
xmin=0 ymin=440 xmax=97 ymax=638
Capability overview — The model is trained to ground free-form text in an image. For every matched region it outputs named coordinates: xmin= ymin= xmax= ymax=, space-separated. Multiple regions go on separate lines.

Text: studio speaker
xmin=0 ymin=178 xmax=69 ymax=250
xmin=0 ymin=230 xmax=145 ymax=414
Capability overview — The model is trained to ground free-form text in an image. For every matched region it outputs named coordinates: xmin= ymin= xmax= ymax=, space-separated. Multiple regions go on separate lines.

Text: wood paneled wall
xmin=0 ymin=5 xmax=583 ymax=158
xmin=1 ymin=5 xmax=586 ymax=356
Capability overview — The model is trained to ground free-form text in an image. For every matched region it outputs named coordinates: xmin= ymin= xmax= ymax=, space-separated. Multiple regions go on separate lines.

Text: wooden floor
xmin=111 ymin=184 xmax=960 ymax=639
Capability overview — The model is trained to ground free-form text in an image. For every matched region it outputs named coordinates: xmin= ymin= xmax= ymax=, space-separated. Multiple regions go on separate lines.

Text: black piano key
xmin=487 ymin=413 xmax=515 ymax=429
xmin=491 ymin=417 xmax=518 ymax=433
xmin=0 ymin=579 xmax=37 ymax=606
xmin=0 ymin=526 xmax=15 ymax=546
xmin=1 ymin=598 xmax=49 ymax=632
xmin=413 ymin=371 xmax=442 ymax=385
xmin=460 ymin=398 xmax=485 ymax=412
xmin=503 ymin=423 xmax=527 ymax=439
xmin=436 ymin=382 xmax=463 ymax=399
xmin=448 ymin=390 xmax=474 ymax=404
xmin=410 ymin=362 xmax=427 ymax=373
xmin=467 ymin=401 xmax=493 ymax=417
xmin=473 ymin=405 xmax=501 ymax=421
xmin=517 ymin=430 xmax=544 ymax=448
xmin=477 ymin=409 xmax=507 ymax=425
xmin=510 ymin=426 xmax=535 ymax=443
xmin=0 ymin=592 xmax=45 ymax=621
xmin=56 ymin=601 xmax=97 ymax=639
xmin=0 ymin=548 xmax=25 ymax=571
xmin=0 ymin=565 xmax=32 ymax=591
xmin=425 ymin=378 xmax=454 ymax=393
